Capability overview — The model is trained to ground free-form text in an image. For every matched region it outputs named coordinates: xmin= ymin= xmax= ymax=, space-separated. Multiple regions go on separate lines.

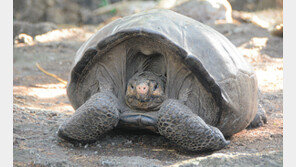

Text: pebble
xmin=49 ymin=112 xmax=57 ymax=117
xmin=101 ymin=160 xmax=115 ymax=166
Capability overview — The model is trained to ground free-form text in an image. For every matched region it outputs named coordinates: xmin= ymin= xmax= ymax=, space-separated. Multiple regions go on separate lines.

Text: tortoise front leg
xmin=157 ymin=99 xmax=229 ymax=152
xmin=58 ymin=91 xmax=120 ymax=144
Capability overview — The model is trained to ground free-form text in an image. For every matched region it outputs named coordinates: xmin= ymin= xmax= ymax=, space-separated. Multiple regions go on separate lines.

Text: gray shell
xmin=67 ymin=9 xmax=258 ymax=137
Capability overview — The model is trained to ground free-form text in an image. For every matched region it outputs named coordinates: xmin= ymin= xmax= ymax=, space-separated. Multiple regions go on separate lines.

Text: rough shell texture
xmin=67 ymin=9 xmax=258 ymax=137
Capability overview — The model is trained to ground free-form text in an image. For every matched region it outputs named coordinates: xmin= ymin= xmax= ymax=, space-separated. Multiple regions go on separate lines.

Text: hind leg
xmin=157 ymin=99 xmax=229 ymax=152
xmin=247 ymin=104 xmax=267 ymax=129
xmin=58 ymin=91 xmax=120 ymax=143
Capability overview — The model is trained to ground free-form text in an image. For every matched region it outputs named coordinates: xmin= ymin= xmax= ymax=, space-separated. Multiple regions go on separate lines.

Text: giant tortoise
xmin=58 ymin=9 xmax=266 ymax=152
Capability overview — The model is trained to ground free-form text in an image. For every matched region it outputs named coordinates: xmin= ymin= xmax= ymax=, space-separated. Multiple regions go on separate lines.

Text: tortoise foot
xmin=157 ymin=99 xmax=229 ymax=152
xmin=58 ymin=92 xmax=120 ymax=143
xmin=247 ymin=105 xmax=267 ymax=129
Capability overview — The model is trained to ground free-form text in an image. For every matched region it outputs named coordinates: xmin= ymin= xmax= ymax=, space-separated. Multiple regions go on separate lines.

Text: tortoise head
xmin=125 ymin=71 xmax=166 ymax=111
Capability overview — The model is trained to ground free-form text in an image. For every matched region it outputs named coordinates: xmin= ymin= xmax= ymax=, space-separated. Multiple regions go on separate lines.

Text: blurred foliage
xmin=110 ymin=8 xmax=117 ymax=14
xmin=99 ymin=0 xmax=109 ymax=7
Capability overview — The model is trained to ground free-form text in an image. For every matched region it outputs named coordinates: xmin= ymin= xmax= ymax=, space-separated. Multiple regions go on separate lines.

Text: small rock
xmin=14 ymin=33 xmax=34 ymax=45
xmin=169 ymin=0 xmax=233 ymax=24
xmin=43 ymin=131 xmax=48 ymax=135
xmin=48 ymin=112 xmax=57 ymax=117
xmin=271 ymin=24 xmax=283 ymax=37
xmin=125 ymin=140 xmax=133 ymax=146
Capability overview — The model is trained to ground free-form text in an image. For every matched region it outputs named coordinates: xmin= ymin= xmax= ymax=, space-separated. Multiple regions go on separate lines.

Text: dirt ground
xmin=13 ymin=10 xmax=283 ymax=167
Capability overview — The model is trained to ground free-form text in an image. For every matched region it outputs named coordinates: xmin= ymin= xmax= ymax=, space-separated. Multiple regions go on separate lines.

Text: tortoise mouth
xmin=135 ymin=96 xmax=150 ymax=103
xmin=125 ymin=95 xmax=164 ymax=111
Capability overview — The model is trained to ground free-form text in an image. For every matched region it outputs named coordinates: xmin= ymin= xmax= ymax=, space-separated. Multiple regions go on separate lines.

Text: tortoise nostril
xmin=137 ymin=85 xmax=148 ymax=94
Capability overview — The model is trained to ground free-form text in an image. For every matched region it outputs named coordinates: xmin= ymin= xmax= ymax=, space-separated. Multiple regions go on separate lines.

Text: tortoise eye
xmin=153 ymin=84 xmax=158 ymax=91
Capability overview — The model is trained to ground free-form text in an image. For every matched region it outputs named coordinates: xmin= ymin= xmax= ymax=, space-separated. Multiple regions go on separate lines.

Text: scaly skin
xmin=58 ymin=91 xmax=120 ymax=143
xmin=247 ymin=104 xmax=267 ymax=129
xmin=157 ymin=99 xmax=229 ymax=151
